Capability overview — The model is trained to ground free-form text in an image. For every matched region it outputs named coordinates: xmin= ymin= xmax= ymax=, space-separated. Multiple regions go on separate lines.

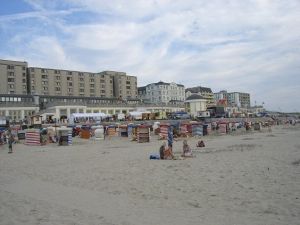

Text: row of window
xmin=0 ymin=97 xmax=33 ymax=102
xmin=30 ymin=75 xmax=112 ymax=84
xmin=7 ymin=72 xmax=26 ymax=77
xmin=149 ymin=85 xmax=184 ymax=90
xmin=6 ymin=65 xmax=26 ymax=70
xmin=41 ymin=97 xmax=117 ymax=104
xmin=30 ymin=80 xmax=111 ymax=88
xmin=30 ymin=68 xmax=112 ymax=79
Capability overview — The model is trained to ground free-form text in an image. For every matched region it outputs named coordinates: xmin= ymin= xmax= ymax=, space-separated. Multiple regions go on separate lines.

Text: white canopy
xmin=70 ymin=113 xmax=107 ymax=124
xmin=129 ymin=111 xmax=143 ymax=117
xmin=129 ymin=111 xmax=151 ymax=116
xmin=70 ymin=113 xmax=107 ymax=119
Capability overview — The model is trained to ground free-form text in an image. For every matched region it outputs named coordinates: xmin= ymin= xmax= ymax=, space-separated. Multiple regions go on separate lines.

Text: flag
xmin=167 ymin=126 xmax=173 ymax=147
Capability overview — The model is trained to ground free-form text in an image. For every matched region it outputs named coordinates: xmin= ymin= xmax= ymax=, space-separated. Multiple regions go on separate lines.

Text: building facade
xmin=0 ymin=94 xmax=39 ymax=121
xmin=185 ymin=86 xmax=214 ymax=107
xmin=99 ymin=71 xmax=138 ymax=100
xmin=28 ymin=67 xmax=115 ymax=98
xmin=227 ymin=92 xmax=251 ymax=108
xmin=185 ymin=94 xmax=207 ymax=117
xmin=142 ymin=81 xmax=185 ymax=104
xmin=214 ymin=90 xmax=228 ymax=104
xmin=0 ymin=59 xmax=28 ymax=95
xmin=137 ymin=86 xmax=149 ymax=102
xmin=0 ymin=94 xmax=184 ymax=122
xmin=0 ymin=58 xmax=138 ymax=100
xmin=214 ymin=90 xmax=251 ymax=108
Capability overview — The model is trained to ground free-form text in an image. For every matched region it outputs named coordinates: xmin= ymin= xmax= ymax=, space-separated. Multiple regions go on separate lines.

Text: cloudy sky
xmin=0 ymin=0 xmax=299 ymax=112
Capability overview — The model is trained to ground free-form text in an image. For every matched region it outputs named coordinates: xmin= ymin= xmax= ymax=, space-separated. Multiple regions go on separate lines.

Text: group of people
xmin=159 ymin=139 xmax=205 ymax=160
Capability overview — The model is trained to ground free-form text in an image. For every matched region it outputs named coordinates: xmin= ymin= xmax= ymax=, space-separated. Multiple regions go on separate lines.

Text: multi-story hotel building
xmin=227 ymin=92 xmax=251 ymax=108
xmin=28 ymin=68 xmax=138 ymax=99
xmin=0 ymin=59 xmax=138 ymax=100
xmin=139 ymin=81 xmax=185 ymax=104
xmin=185 ymin=86 xmax=214 ymax=107
xmin=214 ymin=90 xmax=251 ymax=108
xmin=98 ymin=71 xmax=138 ymax=100
xmin=0 ymin=59 xmax=187 ymax=121
xmin=28 ymin=67 xmax=115 ymax=98
xmin=0 ymin=59 xmax=29 ymax=95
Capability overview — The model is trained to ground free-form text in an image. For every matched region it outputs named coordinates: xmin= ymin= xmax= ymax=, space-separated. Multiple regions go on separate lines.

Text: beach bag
xmin=149 ymin=154 xmax=160 ymax=160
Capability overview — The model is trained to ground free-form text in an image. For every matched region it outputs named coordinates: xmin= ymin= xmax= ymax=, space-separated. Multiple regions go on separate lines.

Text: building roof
xmin=154 ymin=81 xmax=170 ymax=85
xmin=146 ymin=81 xmax=184 ymax=87
xmin=186 ymin=86 xmax=212 ymax=93
xmin=138 ymin=86 xmax=146 ymax=91
xmin=186 ymin=94 xmax=206 ymax=101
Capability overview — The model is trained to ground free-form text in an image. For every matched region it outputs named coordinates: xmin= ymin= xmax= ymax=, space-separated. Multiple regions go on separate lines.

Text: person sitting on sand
xmin=182 ymin=140 xmax=193 ymax=157
xmin=164 ymin=145 xmax=174 ymax=160
xmin=159 ymin=142 xmax=166 ymax=159
xmin=196 ymin=140 xmax=205 ymax=147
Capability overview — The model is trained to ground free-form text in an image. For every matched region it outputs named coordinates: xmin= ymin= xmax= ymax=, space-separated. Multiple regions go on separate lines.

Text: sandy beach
xmin=0 ymin=125 xmax=299 ymax=225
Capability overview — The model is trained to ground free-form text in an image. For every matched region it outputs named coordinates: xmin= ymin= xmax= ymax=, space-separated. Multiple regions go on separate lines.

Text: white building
xmin=185 ymin=86 xmax=214 ymax=107
xmin=185 ymin=94 xmax=207 ymax=117
xmin=142 ymin=81 xmax=185 ymax=104
xmin=214 ymin=90 xmax=251 ymax=108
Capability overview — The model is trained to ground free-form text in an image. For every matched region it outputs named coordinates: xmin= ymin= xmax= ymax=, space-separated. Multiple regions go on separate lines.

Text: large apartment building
xmin=227 ymin=92 xmax=251 ymax=108
xmin=0 ymin=59 xmax=138 ymax=100
xmin=99 ymin=71 xmax=138 ymax=100
xmin=214 ymin=90 xmax=251 ymax=108
xmin=28 ymin=67 xmax=114 ymax=98
xmin=0 ymin=59 xmax=28 ymax=95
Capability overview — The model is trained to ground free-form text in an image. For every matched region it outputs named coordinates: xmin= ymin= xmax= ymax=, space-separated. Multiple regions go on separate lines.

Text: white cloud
xmin=1 ymin=0 xmax=300 ymax=111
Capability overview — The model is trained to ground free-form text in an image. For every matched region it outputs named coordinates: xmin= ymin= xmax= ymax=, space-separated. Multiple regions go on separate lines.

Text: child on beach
xmin=182 ymin=140 xmax=193 ymax=157
xmin=197 ymin=140 xmax=205 ymax=148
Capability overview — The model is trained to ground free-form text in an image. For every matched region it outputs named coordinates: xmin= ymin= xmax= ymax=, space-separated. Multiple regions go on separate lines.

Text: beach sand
xmin=0 ymin=125 xmax=299 ymax=225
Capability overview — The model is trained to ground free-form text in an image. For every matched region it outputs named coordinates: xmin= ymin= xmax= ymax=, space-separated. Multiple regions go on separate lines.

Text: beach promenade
xmin=0 ymin=125 xmax=299 ymax=225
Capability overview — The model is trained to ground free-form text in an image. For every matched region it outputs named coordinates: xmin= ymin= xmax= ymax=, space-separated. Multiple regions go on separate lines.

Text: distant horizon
xmin=1 ymin=0 xmax=299 ymax=112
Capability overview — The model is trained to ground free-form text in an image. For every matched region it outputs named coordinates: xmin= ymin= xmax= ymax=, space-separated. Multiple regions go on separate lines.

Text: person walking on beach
xmin=7 ymin=131 xmax=14 ymax=154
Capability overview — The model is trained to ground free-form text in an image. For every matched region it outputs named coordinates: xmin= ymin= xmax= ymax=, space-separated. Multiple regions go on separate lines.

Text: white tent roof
xmin=129 ymin=111 xmax=143 ymax=116
xmin=70 ymin=113 xmax=107 ymax=118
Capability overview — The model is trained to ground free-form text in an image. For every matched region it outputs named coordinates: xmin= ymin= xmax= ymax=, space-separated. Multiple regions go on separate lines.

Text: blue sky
xmin=0 ymin=0 xmax=300 ymax=112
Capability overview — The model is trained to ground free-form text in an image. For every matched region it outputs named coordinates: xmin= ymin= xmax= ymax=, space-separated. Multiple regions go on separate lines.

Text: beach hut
xmin=153 ymin=122 xmax=160 ymax=135
xmin=203 ymin=124 xmax=209 ymax=136
xmin=46 ymin=126 xmax=58 ymax=143
xmin=17 ymin=130 xmax=26 ymax=140
xmin=25 ymin=129 xmax=42 ymax=146
xmin=91 ymin=125 xmax=104 ymax=140
xmin=191 ymin=123 xmax=203 ymax=136
xmin=137 ymin=125 xmax=150 ymax=143
xmin=80 ymin=125 xmax=91 ymax=139
xmin=128 ymin=124 xmax=137 ymax=140
xmin=30 ymin=115 xmax=43 ymax=128
xmin=254 ymin=122 xmax=262 ymax=131
xmin=57 ymin=127 xmax=72 ymax=146
xmin=119 ymin=125 xmax=128 ymax=137
xmin=180 ymin=122 xmax=188 ymax=137
xmin=218 ymin=122 xmax=228 ymax=134
xmin=159 ymin=123 xmax=170 ymax=139
xmin=107 ymin=125 xmax=117 ymax=137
